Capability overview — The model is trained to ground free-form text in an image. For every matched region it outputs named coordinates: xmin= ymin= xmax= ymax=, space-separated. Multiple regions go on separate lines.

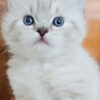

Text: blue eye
xmin=23 ymin=15 xmax=34 ymax=26
xmin=53 ymin=17 xmax=64 ymax=27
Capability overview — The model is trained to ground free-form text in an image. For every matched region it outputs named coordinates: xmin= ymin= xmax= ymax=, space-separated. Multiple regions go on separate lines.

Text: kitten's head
xmin=2 ymin=0 xmax=86 ymax=58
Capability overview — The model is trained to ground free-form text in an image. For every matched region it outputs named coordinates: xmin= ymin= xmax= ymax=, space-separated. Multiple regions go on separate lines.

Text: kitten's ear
xmin=7 ymin=0 xmax=16 ymax=10
xmin=78 ymin=0 xmax=86 ymax=10
xmin=7 ymin=0 xmax=12 ymax=9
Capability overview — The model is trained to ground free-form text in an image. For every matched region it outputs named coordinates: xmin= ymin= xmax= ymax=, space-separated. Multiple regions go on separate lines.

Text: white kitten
xmin=2 ymin=0 xmax=100 ymax=100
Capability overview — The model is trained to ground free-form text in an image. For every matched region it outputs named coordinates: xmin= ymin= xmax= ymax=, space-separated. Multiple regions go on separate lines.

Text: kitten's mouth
xmin=34 ymin=37 xmax=49 ymax=45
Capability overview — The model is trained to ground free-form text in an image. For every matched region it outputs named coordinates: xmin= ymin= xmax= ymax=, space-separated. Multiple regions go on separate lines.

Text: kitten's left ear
xmin=7 ymin=0 xmax=17 ymax=10
xmin=7 ymin=0 xmax=13 ymax=9
xmin=78 ymin=0 xmax=86 ymax=10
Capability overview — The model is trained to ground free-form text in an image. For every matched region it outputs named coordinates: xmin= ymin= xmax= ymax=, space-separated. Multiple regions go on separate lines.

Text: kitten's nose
xmin=37 ymin=27 xmax=48 ymax=37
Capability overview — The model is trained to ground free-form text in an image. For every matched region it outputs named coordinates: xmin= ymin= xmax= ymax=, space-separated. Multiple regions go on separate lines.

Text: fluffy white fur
xmin=2 ymin=0 xmax=100 ymax=100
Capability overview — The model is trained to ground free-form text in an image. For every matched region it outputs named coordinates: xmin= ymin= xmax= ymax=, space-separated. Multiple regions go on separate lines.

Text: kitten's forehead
xmin=8 ymin=0 xmax=83 ymax=14
xmin=31 ymin=0 xmax=76 ymax=9
xmin=10 ymin=0 xmax=77 ymax=10
xmin=7 ymin=0 xmax=85 ymax=22
xmin=8 ymin=0 xmax=85 ymax=11
xmin=29 ymin=0 xmax=76 ymax=15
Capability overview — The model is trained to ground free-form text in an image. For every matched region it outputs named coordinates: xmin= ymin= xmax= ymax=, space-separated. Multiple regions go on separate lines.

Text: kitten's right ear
xmin=78 ymin=0 xmax=86 ymax=10
xmin=7 ymin=0 xmax=12 ymax=9
xmin=7 ymin=0 xmax=16 ymax=10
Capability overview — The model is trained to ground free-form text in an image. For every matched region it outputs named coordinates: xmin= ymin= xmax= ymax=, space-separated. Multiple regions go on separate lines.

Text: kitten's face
xmin=2 ymin=0 xmax=86 ymax=57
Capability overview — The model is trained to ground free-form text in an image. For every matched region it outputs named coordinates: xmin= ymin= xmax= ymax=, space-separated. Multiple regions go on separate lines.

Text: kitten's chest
xmin=7 ymin=59 xmax=54 ymax=86
xmin=7 ymin=56 xmax=74 ymax=86
xmin=7 ymin=57 xmax=84 ymax=99
xmin=8 ymin=56 xmax=79 ymax=91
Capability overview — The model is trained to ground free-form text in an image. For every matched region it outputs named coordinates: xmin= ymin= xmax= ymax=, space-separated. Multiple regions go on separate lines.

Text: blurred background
xmin=0 ymin=0 xmax=100 ymax=100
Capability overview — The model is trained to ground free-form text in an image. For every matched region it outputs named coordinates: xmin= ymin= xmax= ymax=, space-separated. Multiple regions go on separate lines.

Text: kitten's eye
xmin=23 ymin=15 xmax=34 ymax=26
xmin=53 ymin=17 xmax=64 ymax=27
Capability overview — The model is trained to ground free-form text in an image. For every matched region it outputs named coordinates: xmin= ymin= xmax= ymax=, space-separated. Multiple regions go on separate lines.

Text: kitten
xmin=2 ymin=0 xmax=100 ymax=100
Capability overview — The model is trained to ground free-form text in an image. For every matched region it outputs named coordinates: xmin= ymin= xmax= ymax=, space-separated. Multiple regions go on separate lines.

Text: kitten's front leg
xmin=11 ymin=84 xmax=33 ymax=100
xmin=7 ymin=69 xmax=34 ymax=100
xmin=9 ymin=81 xmax=34 ymax=100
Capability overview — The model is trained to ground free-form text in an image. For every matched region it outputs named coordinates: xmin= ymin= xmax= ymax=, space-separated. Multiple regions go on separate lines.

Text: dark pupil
xmin=57 ymin=19 xmax=61 ymax=24
xmin=26 ymin=17 xmax=32 ymax=23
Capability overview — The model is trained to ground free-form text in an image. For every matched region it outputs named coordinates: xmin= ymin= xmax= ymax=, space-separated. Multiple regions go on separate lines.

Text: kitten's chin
xmin=34 ymin=37 xmax=49 ymax=46
xmin=10 ymin=42 xmax=63 ymax=59
xmin=9 ymin=37 xmax=63 ymax=59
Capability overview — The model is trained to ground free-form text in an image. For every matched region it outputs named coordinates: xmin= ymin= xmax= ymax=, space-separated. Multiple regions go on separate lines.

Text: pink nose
xmin=37 ymin=27 xmax=48 ymax=37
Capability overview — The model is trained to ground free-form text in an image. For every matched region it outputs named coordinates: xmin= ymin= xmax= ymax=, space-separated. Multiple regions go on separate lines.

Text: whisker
xmin=22 ymin=34 xmax=36 ymax=39
xmin=46 ymin=34 xmax=65 ymax=41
